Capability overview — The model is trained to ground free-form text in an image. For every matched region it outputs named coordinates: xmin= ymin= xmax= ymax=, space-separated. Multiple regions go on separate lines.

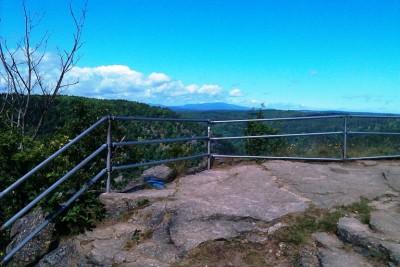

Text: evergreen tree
xmin=245 ymin=108 xmax=285 ymax=156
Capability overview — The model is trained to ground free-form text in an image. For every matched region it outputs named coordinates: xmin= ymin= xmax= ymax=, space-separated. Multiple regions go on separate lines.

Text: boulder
xmin=120 ymin=165 xmax=176 ymax=193
xmin=141 ymin=165 xmax=176 ymax=182
xmin=35 ymin=241 xmax=81 ymax=267
xmin=6 ymin=208 xmax=56 ymax=267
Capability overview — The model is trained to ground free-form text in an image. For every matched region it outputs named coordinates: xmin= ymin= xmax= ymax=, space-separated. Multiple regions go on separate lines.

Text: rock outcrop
xmin=6 ymin=208 xmax=56 ymax=267
xmin=31 ymin=160 xmax=400 ymax=266
xmin=312 ymin=232 xmax=373 ymax=267
xmin=99 ymin=187 xmax=175 ymax=219
xmin=261 ymin=160 xmax=397 ymax=208
xmin=337 ymin=216 xmax=400 ymax=265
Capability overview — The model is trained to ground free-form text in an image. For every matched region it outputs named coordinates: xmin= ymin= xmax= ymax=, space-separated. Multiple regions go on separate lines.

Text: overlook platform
xmin=37 ymin=160 xmax=400 ymax=267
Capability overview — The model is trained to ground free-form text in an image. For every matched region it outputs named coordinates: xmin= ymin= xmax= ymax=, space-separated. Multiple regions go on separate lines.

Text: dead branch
xmin=0 ymin=0 xmax=88 ymax=140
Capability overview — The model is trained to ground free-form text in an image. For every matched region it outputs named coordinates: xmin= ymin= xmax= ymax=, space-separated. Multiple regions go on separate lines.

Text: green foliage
xmin=57 ymin=192 xmax=105 ymax=235
xmin=276 ymin=213 xmax=319 ymax=245
xmin=341 ymin=197 xmax=372 ymax=224
xmin=244 ymin=109 xmax=286 ymax=156
xmin=0 ymin=126 xmax=107 ymax=253
xmin=0 ymin=129 xmax=48 ymax=253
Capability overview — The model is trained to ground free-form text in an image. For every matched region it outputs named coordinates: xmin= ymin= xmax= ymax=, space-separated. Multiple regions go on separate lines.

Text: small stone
xmin=298 ymin=244 xmax=318 ymax=267
xmin=267 ymin=222 xmax=287 ymax=235
xmin=245 ymin=232 xmax=268 ymax=244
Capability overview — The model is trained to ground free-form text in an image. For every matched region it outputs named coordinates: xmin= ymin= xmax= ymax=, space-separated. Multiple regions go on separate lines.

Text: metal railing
xmin=1 ymin=113 xmax=400 ymax=264
xmin=211 ymin=114 xmax=400 ymax=161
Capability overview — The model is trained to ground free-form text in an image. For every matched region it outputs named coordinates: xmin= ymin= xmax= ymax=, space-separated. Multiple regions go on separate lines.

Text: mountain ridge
xmin=169 ymin=102 xmax=251 ymax=111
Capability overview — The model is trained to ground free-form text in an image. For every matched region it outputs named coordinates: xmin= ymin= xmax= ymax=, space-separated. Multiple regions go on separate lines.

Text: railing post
xmin=207 ymin=123 xmax=212 ymax=170
xmin=106 ymin=115 xmax=112 ymax=193
xmin=343 ymin=116 xmax=348 ymax=160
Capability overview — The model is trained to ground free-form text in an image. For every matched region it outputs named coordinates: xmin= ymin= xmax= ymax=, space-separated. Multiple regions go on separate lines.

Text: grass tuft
xmin=274 ymin=198 xmax=373 ymax=245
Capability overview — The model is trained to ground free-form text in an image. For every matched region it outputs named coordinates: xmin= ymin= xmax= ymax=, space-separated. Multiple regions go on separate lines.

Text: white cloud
xmin=229 ymin=88 xmax=242 ymax=97
xmin=64 ymin=64 xmax=226 ymax=103
xmin=198 ymin=84 xmax=221 ymax=95
xmin=148 ymin=72 xmax=171 ymax=83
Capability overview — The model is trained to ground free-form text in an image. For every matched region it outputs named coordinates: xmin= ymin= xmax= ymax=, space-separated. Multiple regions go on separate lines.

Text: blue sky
xmin=1 ymin=0 xmax=400 ymax=112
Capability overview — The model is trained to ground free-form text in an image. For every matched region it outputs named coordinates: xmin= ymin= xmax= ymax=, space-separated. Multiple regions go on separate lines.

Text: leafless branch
xmin=0 ymin=0 xmax=88 ymax=139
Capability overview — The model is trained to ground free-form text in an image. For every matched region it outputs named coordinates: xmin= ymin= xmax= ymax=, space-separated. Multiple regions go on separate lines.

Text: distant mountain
xmin=170 ymin=102 xmax=251 ymax=111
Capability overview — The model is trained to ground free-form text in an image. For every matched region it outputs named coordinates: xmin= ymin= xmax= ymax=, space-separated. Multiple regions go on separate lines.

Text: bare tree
xmin=0 ymin=0 xmax=87 ymax=139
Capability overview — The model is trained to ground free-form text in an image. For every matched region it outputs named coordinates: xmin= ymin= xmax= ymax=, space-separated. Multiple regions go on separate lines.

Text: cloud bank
xmin=63 ymin=64 xmax=241 ymax=105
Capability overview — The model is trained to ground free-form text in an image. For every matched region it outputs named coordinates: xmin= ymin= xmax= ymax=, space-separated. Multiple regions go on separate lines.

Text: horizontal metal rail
xmin=1 ymin=168 xmax=107 ymax=265
xmin=212 ymin=154 xmax=343 ymax=161
xmin=348 ymin=155 xmax=400 ymax=160
xmin=113 ymin=153 xmax=209 ymax=171
xmin=113 ymin=115 xmax=210 ymax=123
xmin=0 ymin=116 xmax=107 ymax=200
xmin=1 ymin=144 xmax=106 ymax=230
xmin=211 ymin=131 xmax=343 ymax=141
xmin=348 ymin=115 xmax=400 ymax=119
xmin=211 ymin=115 xmax=345 ymax=124
xmin=348 ymin=131 xmax=400 ymax=136
xmin=113 ymin=136 xmax=209 ymax=147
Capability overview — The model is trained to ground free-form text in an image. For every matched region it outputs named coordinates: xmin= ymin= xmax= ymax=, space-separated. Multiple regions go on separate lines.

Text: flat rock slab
xmin=168 ymin=164 xmax=308 ymax=251
xmin=262 ymin=160 xmax=400 ymax=208
xmin=370 ymin=210 xmax=400 ymax=241
xmin=173 ymin=165 xmax=308 ymax=221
